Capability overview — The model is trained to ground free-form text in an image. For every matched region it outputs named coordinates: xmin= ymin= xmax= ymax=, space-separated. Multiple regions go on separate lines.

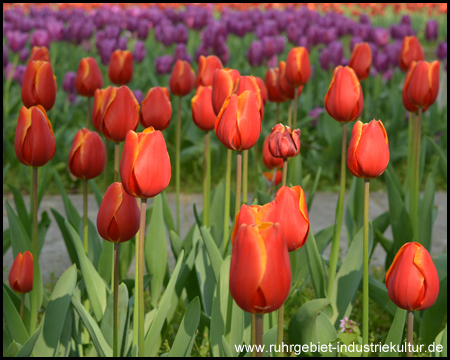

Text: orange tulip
xmin=191 ymin=86 xmax=216 ymax=132
xmin=347 ymin=120 xmax=389 ymax=179
xmin=254 ymin=76 xmax=268 ymax=105
xmin=120 ymin=127 xmax=171 ymax=199
xmin=211 ymin=68 xmax=241 ymax=116
xmin=285 ymin=47 xmax=311 ymax=87
xmin=21 ymin=60 xmax=56 ymax=111
xmin=215 ymin=91 xmax=261 ymax=151
xmin=102 ymin=86 xmax=140 ymax=142
xmin=268 ymin=124 xmax=300 ymax=159
xmin=262 ymin=170 xmax=283 ymax=186
xmin=108 ymin=50 xmax=134 ymax=86
xmin=229 ymin=223 xmax=291 ymax=314
xmin=196 ymin=55 xmax=223 ymax=88
xmin=233 ymin=75 xmax=264 ymax=120
xmin=75 ymin=57 xmax=104 ymax=97
xmin=9 ymin=251 xmax=33 ymax=293
xmin=262 ymin=134 xmax=283 ymax=169
xmin=265 ymin=68 xmax=285 ymax=103
xmin=29 ymin=46 xmax=50 ymax=62
xmin=273 ymin=185 xmax=310 ymax=252
xmin=277 ymin=60 xmax=302 ymax=100
xmin=348 ymin=42 xmax=372 ymax=81
xmin=92 ymin=86 xmax=113 ymax=133
xmin=324 ymin=66 xmax=364 ymax=123
xmin=68 ymin=128 xmax=106 ymax=180
xmin=97 ymin=182 xmax=140 ymax=243
xmin=406 ymin=61 xmax=440 ymax=109
xmin=399 ymin=36 xmax=424 ymax=72
xmin=15 ymin=105 xmax=55 ymax=167
xmin=169 ymin=59 xmax=195 ymax=97
xmin=140 ymin=87 xmax=172 ymax=131
xmin=385 ymin=242 xmax=439 ymax=311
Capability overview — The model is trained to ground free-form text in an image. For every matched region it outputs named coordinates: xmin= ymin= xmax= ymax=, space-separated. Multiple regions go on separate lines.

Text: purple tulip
xmin=195 ymin=42 xmax=210 ymax=62
xmin=436 ymin=41 xmax=447 ymax=60
xmin=126 ymin=17 xmax=139 ymax=33
xmin=173 ymin=43 xmax=192 ymax=64
xmin=360 ymin=14 xmax=371 ymax=25
xmin=401 ymin=15 xmax=411 ymax=26
xmin=30 ymin=29 xmax=50 ymax=49
xmin=353 ymin=24 xmax=371 ymax=41
xmin=425 ymin=20 xmax=438 ymax=42
xmin=133 ymin=89 xmax=143 ymax=106
xmin=322 ymin=28 xmax=337 ymax=45
xmin=262 ymin=37 xmax=275 ymax=59
xmin=14 ymin=64 xmax=26 ymax=86
xmin=350 ymin=36 xmax=364 ymax=52
xmin=46 ymin=20 xmax=64 ymax=41
xmin=69 ymin=92 xmax=78 ymax=105
xmin=386 ymin=41 xmax=402 ymax=67
xmin=6 ymin=31 xmax=28 ymax=53
xmin=133 ymin=41 xmax=146 ymax=63
xmin=155 ymin=54 xmax=173 ymax=75
xmin=267 ymin=54 xmax=278 ymax=68
xmin=174 ymin=23 xmax=188 ymax=44
xmin=308 ymin=107 xmax=325 ymax=126
xmin=19 ymin=47 xmax=29 ymax=63
xmin=273 ymin=35 xmax=285 ymax=55
xmin=3 ymin=43 xmax=8 ymax=68
xmin=373 ymin=27 xmax=390 ymax=48
xmin=382 ymin=68 xmax=393 ymax=82
xmin=328 ymin=41 xmax=344 ymax=67
xmin=367 ymin=42 xmax=378 ymax=58
xmin=98 ymin=39 xmax=116 ymax=65
xmin=217 ymin=45 xmax=230 ymax=65
xmin=105 ymin=25 xmax=121 ymax=39
xmin=374 ymin=52 xmax=389 ymax=73
xmin=117 ymin=37 xmax=128 ymax=51
xmin=319 ymin=48 xmax=330 ymax=71
xmin=247 ymin=40 xmax=263 ymax=67
xmin=307 ymin=25 xmax=320 ymax=46
xmin=63 ymin=71 xmax=76 ymax=94
xmin=287 ymin=23 xmax=300 ymax=44
xmin=137 ymin=20 xmax=150 ymax=40
xmin=297 ymin=36 xmax=309 ymax=50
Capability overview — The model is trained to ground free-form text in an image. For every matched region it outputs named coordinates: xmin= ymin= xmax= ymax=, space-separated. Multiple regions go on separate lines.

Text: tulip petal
xmin=97 ymin=183 xmax=123 ymax=241
xmin=17 ymin=251 xmax=34 ymax=293
xmin=236 ymin=91 xmax=261 ymax=150
xmin=414 ymin=246 xmax=440 ymax=310
xmin=35 ymin=61 xmax=56 ymax=110
xmin=120 ymin=131 xmax=140 ymax=197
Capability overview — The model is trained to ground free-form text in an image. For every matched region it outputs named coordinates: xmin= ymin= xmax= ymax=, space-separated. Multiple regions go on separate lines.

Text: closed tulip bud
xmin=265 ymin=68 xmax=285 ymax=103
xmin=211 ymin=67 xmax=240 ymax=116
xmin=230 ymin=223 xmax=291 ymax=314
xmin=120 ymin=127 xmax=171 ymax=199
xmin=348 ymin=42 xmax=372 ymax=81
xmin=97 ymin=182 xmax=140 ymax=243
xmin=233 ymin=75 xmax=265 ymax=121
xmin=29 ymin=46 xmax=50 ymax=62
xmin=191 ymin=86 xmax=216 ymax=132
xmin=196 ymin=55 xmax=223 ymax=88
xmin=15 ymin=105 xmax=55 ymax=167
xmin=21 ymin=60 xmax=56 ymax=111
xmin=325 ymin=66 xmax=364 ymax=123
xmin=75 ymin=57 xmax=104 ymax=97
xmin=140 ymin=87 xmax=172 ymax=131
xmin=108 ymin=50 xmax=134 ymax=86
xmin=399 ymin=36 xmax=424 ymax=72
xmin=102 ymin=86 xmax=140 ymax=143
xmin=215 ymin=91 xmax=261 ymax=151
xmin=406 ymin=61 xmax=440 ymax=109
xmin=92 ymin=86 xmax=113 ymax=133
xmin=268 ymin=124 xmax=300 ymax=159
xmin=262 ymin=134 xmax=283 ymax=169
xmin=254 ymin=76 xmax=268 ymax=105
xmin=385 ymin=242 xmax=439 ymax=311
xmin=262 ymin=170 xmax=282 ymax=186
xmin=274 ymin=185 xmax=310 ymax=252
xmin=9 ymin=251 xmax=33 ymax=294
xmin=169 ymin=59 xmax=195 ymax=97
xmin=347 ymin=120 xmax=389 ymax=179
xmin=286 ymin=47 xmax=311 ymax=87
xmin=68 ymin=128 xmax=106 ymax=180
xmin=277 ymin=61 xmax=302 ymax=100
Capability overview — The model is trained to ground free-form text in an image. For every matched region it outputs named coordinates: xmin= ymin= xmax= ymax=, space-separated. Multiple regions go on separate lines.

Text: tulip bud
xmin=92 ymin=86 xmax=113 ymax=133
xmin=191 ymin=86 xmax=216 ymax=132
xmin=386 ymin=242 xmax=439 ymax=311
xmin=9 ymin=251 xmax=34 ymax=294
xmin=347 ymin=120 xmax=389 ymax=179
xmin=268 ymin=124 xmax=300 ymax=159
xmin=263 ymin=170 xmax=282 ymax=186
xmin=277 ymin=60 xmax=302 ymax=100
xmin=324 ymin=66 xmax=364 ymax=123
xmin=68 ymin=128 xmax=106 ymax=180
xmin=21 ymin=60 xmax=56 ymax=111
xmin=29 ymin=46 xmax=50 ymax=62
xmin=102 ymin=86 xmax=140 ymax=143
xmin=262 ymin=134 xmax=283 ymax=169
xmin=215 ymin=91 xmax=261 ymax=151
xmin=273 ymin=185 xmax=310 ymax=252
xmin=97 ymin=182 xmax=140 ymax=243
xmin=348 ymin=42 xmax=372 ymax=81
xmin=75 ymin=57 xmax=104 ymax=97
xmin=286 ymin=47 xmax=311 ymax=87
xmin=15 ymin=105 xmax=55 ymax=167
xmin=169 ymin=59 xmax=195 ymax=97
xmin=120 ymin=127 xmax=171 ymax=199
xmin=211 ymin=68 xmax=240 ymax=116
xmin=399 ymin=36 xmax=424 ymax=72
xmin=406 ymin=61 xmax=440 ymax=109
xmin=254 ymin=76 xmax=268 ymax=105
xmin=108 ymin=50 xmax=134 ymax=86
xmin=233 ymin=76 xmax=265 ymax=121
xmin=265 ymin=68 xmax=285 ymax=103
xmin=196 ymin=55 xmax=223 ymax=88
xmin=140 ymin=87 xmax=172 ymax=131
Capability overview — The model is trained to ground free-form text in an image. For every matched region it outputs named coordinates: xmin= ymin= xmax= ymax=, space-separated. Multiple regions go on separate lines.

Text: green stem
xmin=203 ymin=132 xmax=210 ymax=227
xmin=243 ymin=150 xmax=248 ymax=205
xmin=235 ymin=152 xmax=242 ymax=218
xmin=20 ymin=294 xmax=25 ymax=321
xmin=114 ymin=143 xmax=120 ymax=182
xmin=255 ymin=314 xmax=263 ymax=358
xmin=176 ymin=97 xmax=181 ymax=234
xmin=327 ymin=123 xmax=347 ymax=298
xmin=363 ymin=179 xmax=370 ymax=357
xmin=268 ymin=168 xmax=277 ymax=194
xmin=405 ymin=112 xmax=413 ymax=193
xmin=133 ymin=198 xmax=141 ymax=351
xmin=276 ymin=103 xmax=280 ymax=125
xmin=113 ymin=243 xmax=119 ymax=357
xmin=277 ymin=304 xmax=284 ymax=357
xmin=287 ymin=102 xmax=292 ymax=129
xmin=222 ymin=150 xmax=232 ymax=254
xmin=282 ymin=159 xmax=287 ymax=187
xmin=251 ymin=313 xmax=256 ymax=358
xmin=30 ymin=167 xmax=38 ymax=333
xmin=407 ymin=311 xmax=414 ymax=357
xmin=293 ymin=87 xmax=299 ymax=129
xmin=86 ymin=97 xmax=91 ymax=130
xmin=411 ymin=109 xmax=422 ymax=243
xmin=104 ymin=137 xmax=109 ymax=190
xmin=83 ymin=180 xmax=88 ymax=255
xmin=137 ymin=198 xmax=147 ymax=357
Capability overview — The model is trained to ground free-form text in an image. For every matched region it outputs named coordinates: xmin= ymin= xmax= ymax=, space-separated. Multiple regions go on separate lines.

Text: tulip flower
xmin=406 ymin=61 xmax=440 ymax=109
xmin=196 ymin=55 xmax=223 ymax=88
xmin=169 ymin=59 xmax=195 ymax=97
xmin=262 ymin=134 xmax=283 ymax=170
xmin=262 ymin=170 xmax=282 ymax=186
xmin=92 ymin=86 xmax=113 ymax=133
xmin=268 ymin=124 xmax=301 ymax=159
xmin=140 ymin=87 xmax=172 ymax=131
xmin=108 ymin=50 xmax=134 ymax=86
xmin=29 ymin=46 xmax=50 ymax=62
xmin=254 ymin=76 xmax=268 ymax=105
xmin=191 ymin=86 xmax=216 ymax=132
xmin=233 ymin=75 xmax=264 ymax=121
xmin=348 ymin=42 xmax=372 ymax=81
xmin=324 ymin=66 xmax=364 ymax=123
xmin=399 ymin=36 xmax=424 ymax=72
xmin=68 ymin=128 xmax=106 ymax=180
xmin=97 ymin=182 xmax=140 ymax=243
xmin=211 ymin=67 xmax=241 ymax=116
xmin=21 ymin=60 xmax=56 ymax=111
xmin=9 ymin=251 xmax=34 ymax=294
xmin=347 ymin=120 xmax=389 ymax=180
xmin=386 ymin=242 xmax=439 ymax=311
xmin=285 ymin=47 xmax=311 ymax=87
xmin=120 ymin=127 xmax=171 ymax=199
xmin=75 ymin=57 xmax=104 ymax=97
xmin=229 ymin=223 xmax=291 ymax=314
xmin=265 ymin=68 xmax=285 ymax=103
xmin=277 ymin=60 xmax=302 ymax=101
xmin=15 ymin=105 xmax=55 ymax=168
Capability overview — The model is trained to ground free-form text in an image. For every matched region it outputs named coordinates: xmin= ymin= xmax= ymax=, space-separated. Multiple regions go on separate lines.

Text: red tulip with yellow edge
xmin=9 ymin=251 xmax=34 ymax=294
xmin=191 ymin=85 xmax=216 ymax=132
xmin=402 ymin=63 xmax=420 ymax=113
xmin=21 ymin=60 xmax=56 ymax=111
xmin=254 ymin=76 xmax=268 ymax=105
xmin=285 ymin=47 xmax=311 ymax=87
xmin=277 ymin=60 xmax=302 ymax=100
xmin=92 ymin=86 xmax=113 ymax=133
xmin=265 ymin=68 xmax=285 ymax=103
xmin=262 ymin=134 xmax=283 ymax=170
xmin=108 ymin=50 xmax=134 ymax=86
xmin=233 ymin=75 xmax=265 ymax=120
xmin=29 ymin=46 xmax=50 ymax=62
xmin=406 ymin=61 xmax=440 ymax=109
xmin=75 ymin=57 xmax=104 ymax=97
xmin=348 ymin=42 xmax=372 ymax=81
xmin=211 ymin=68 xmax=241 ymax=116
xmin=268 ymin=124 xmax=300 ymax=159
xmin=196 ymin=55 xmax=223 ymax=88
xmin=169 ymin=59 xmax=195 ymax=97
xmin=399 ymin=36 xmax=424 ymax=72
xmin=140 ymin=87 xmax=172 ymax=131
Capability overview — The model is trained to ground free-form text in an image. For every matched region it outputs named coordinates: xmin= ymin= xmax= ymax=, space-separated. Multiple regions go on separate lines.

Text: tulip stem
xmin=83 ymin=180 xmax=88 ymax=255
xmin=235 ymin=152 xmax=242 ymax=219
xmin=268 ymin=168 xmax=277 ymax=194
xmin=113 ymin=243 xmax=119 ymax=357
xmin=363 ymin=179 xmax=370 ymax=357
xmin=133 ymin=198 xmax=141 ymax=351
xmin=222 ymin=149 xmax=232 ymax=254
xmin=243 ymin=150 xmax=248 ymax=206
xmin=293 ymin=87 xmax=298 ymax=130
xmin=277 ymin=304 xmax=284 ymax=357
xmin=411 ymin=109 xmax=422 ymax=243
xmin=276 ymin=103 xmax=280 ymax=125
xmin=251 ymin=314 xmax=256 ymax=357
xmin=407 ymin=311 xmax=414 ymax=357
xmin=20 ymin=294 xmax=25 ymax=321
xmin=137 ymin=198 xmax=147 ymax=357
xmin=114 ymin=143 xmax=120 ymax=182
xmin=104 ymin=137 xmax=109 ymax=190
xmin=176 ymin=97 xmax=182 ymax=234
xmin=327 ymin=123 xmax=347 ymax=299
xmin=282 ymin=159 xmax=287 ymax=187
xmin=255 ymin=314 xmax=263 ymax=358
xmin=203 ymin=132 xmax=210 ymax=227
xmin=30 ymin=167 xmax=38 ymax=333
xmin=86 ymin=97 xmax=91 ymax=130
xmin=287 ymin=102 xmax=292 ymax=129
xmin=405 ymin=112 xmax=413 ymax=193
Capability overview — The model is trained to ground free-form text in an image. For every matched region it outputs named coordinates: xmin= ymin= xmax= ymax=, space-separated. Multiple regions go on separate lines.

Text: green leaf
xmin=431 ymin=324 xmax=447 ymax=357
xmin=7 ymin=183 xmax=30 ymax=237
xmin=221 ymin=336 xmax=233 ymax=357
xmin=209 ymin=180 xmax=226 ymax=241
xmin=427 ymin=136 xmax=447 ymax=182
xmin=78 ymin=217 xmax=103 ymax=269
xmin=345 ymin=177 xmax=365 ymax=245
xmin=161 ymin=191 xmax=176 ymax=234
xmin=3 ymin=286 xmax=31 ymax=335
xmin=199 ymin=225 xmax=223 ymax=283
xmin=417 ymin=172 xmax=436 ymax=251
xmin=315 ymin=224 xmax=334 ymax=254
xmin=53 ymin=169 xmax=81 ymax=230
xmin=37 ymin=162 xmax=52 ymax=210
xmin=372 ymin=211 xmax=390 ymax=235
xmin=252 ymin=190 xmax=272 ymax=206
xmin=305 ymin=230 xmax=326 ymax=299
xmin=169 ymin=231 xmax=182 ymax=260
xmin=3 ymin=228 xmax=11 ymax=255
xmin=379 ymin=308 xmax=407 ymax=357
xmin=5 ymin=341 xmax=22 ymax=357
xmin=167 ymin=297 xmax=200 ymax=357
xmin=6 ymin=199 xmax=32 ymax=256
xmin=118 ymin=239 xmax=135 ymax=280
xmin=57 ymin=306 xmax=73 ymax=357
xmin=51 ymin=208 xmax=80 ymax=268
xmin=307 ymin=166 xmax=321 ymax=211
xmin=98 ymin=240 xmax=114 ymax=285
xmin=15 ymin=326 xmax=41 ymax=357
xmin=88 ymin=178 xmax=103 ymax=209
xmin=3 ymin=163 xmax=11 ymax=182
xmin=3 ymin=286 xmax=29 ymax=345
xmin=375 ymin=230 xmax=393 ymax=255
xmin=368 ymin=276 xmax=397 ymax=317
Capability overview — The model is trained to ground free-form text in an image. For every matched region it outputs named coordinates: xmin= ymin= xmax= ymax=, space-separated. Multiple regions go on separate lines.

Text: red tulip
xmin=348 ymin=42 xmax=372 ymax=81
xmin=386 ymin=242 xmax=439 ymax=311
xmin=75 ymin=57 xmax=104 ymax=97
xmin=15 ymin=105 xmax=55 ymax=167
xmin=108 ymin=50 xmax=134 ymax=86
xmin=169 ymin=59 xmax=195 ymax=97
xmin=211 ymin=68 xmax=241 ymax=116
xmin=29 ymin=46 xmax=50 ymax=62
xmin=277 ymin=60 xmax=303 ymax=100
xmin=9 ymin=251 xmax=34 ymax=293
xmin=273 ymin=185 xmax=310 ymax=252
xmin=399 ymin=36 xmax=424 ymax=72
xmin=68 ymin=128 xmax=106 ymax=180
xmin=268 ymin=124 xmax=301 ymax=159
xmin=140 ymin=87 xmax=172 ymax=131
xmin=262 ymin=170 xmax=282 ymax=186
xmin=347 ymin=119 xmax=389 ymax=180
xmin=265 ymin=67 xmax=285 ymax=103
xmin=191 ymin=85 xmax=216 ymax=132
xmin=285 ymin=47 xmax=311 ymax=87
xmin=262 ymin=134 xmax=283 ymax=169
xmin=402 ymin=63 xmax=420 ymax=113
xmin=233 ymin=75 xmax=265 ymax=121
xmin=254 ymin=76 xmax=268 ymax=105
xmin=196 ymin=55 xmax=223 ymax=88
xmin=120 ymin=127 xmax=171 ymax=199
xmin=21 ymin=60 xmax=56 ymax=111
xmin=324 ymin=66 xmax=364 ymax=123
xmin=92 ymin=86 xmax=113 ymax=133
xmin=230 ymin=223 xmax=291 ymax=314
xmin=406 ymin=61 xmax=440 ymax=109
xmin=97 ymin=182 xmax=140 ymax=243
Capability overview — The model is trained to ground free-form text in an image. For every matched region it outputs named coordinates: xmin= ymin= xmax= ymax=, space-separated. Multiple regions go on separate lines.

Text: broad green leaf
xmin=199 ymin=225 xmax=223 ymax=283
xmin=51 ymin=208 xmax=80 ymax=268
xmin=169 ymin=230 xmax=182 ymax=260
xmin=78 ymin=217 xmax=103 ymax=269
xmin=345 ymin=177 xmax=364 ymax=245
xmin=368 ymin=276 xmax=397 ymax=317
xmin=315 ymin=224 xmax=334 ymax=254
xmin=6 ymin=199 xmax=32 ymax=256
xmin=3 ymin=228 xmax=11 ymax=255
xmin=118 ymin=239 xmax=135 ymax=280
xmin=5 ymin=341 xmax=22 ymax=357
xmin=417 ymin=172 xmax=436 ymax=251
xmin=305 ymin=230 xmax=326 ymax=299
xmin=431 ymin=324 xmax=447 ymax=357
xmin=7 ymin=183 xmax=30 ymax=237
xmin=229 ymin=300 xmax=246 ymax=357
xmin=88 ymin=178 xmax=103 ymax=208
xmin=98 ymin=240 xmax=114 ymax=285
xmin=209 ymin=180 xmax=226 ymax=240
xmin=252 ymin=190 xmax=272 ymax=206
xmin=3 ymin=286 xmax=29 ymax=345
xmin=427 ymin=136 xmax=447 ymax=182
xmin=379 ymin=308 xmax=407 ymax=357
xmin=37 ymin=162 xmax=52 ymax=209
xmin=3 ymin=163 xmax=10 ymax=182
xmin=3 ymin=285 xmax=32 ymax=334
xmin=161 ymin=190 xmax=176 ymax=234
xmin=221 ymin=336 xmax=233 ymax=357
xmin=57 ymin=307 xmax=73 ymax=357
xmin=53 ymin=169 xmax=81 ymax=230
xmin=375 ymin=230 xmax=393 ymax=254
xmin=307 ymin=166 xmax=321 ymax=211
xmin=372 ymin=211 xmax=390 ymax=235
xmin=289 ymin=247 xmax=309 ymax=286
xmin=15 ymin=326 xmax=41 ymax=357
xmin=434 ymin=253 xmax=447 ymax=282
